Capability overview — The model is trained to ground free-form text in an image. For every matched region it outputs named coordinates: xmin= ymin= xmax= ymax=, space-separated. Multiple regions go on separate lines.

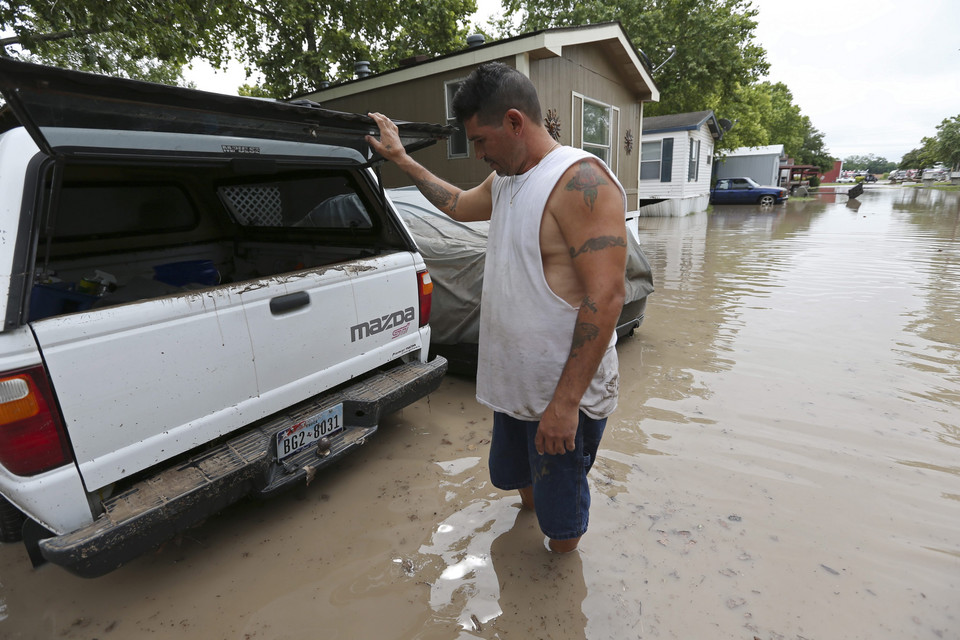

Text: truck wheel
xmin=759 ymin=195 xmax=775 ymax=206
xmin=0 ymin=496 xmax=26 ymax=543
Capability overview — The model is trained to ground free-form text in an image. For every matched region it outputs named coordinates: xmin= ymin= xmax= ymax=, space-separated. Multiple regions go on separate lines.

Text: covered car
xmin=710 ymin=177 xmax=788 ymax=205
xmin=387 ymin=186 xmax=654 ymax=376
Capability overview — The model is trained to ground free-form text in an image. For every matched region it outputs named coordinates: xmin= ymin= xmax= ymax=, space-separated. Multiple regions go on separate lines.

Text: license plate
xmin=275 ymin=404 xmax=343 ymax=461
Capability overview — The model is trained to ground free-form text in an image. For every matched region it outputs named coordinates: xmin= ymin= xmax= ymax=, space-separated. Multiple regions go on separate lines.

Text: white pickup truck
xmin=0 ymin=59 xmax=447 ymax=577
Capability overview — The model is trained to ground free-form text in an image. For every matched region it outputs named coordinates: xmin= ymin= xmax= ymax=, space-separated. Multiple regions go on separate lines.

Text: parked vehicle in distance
xmin=710 ymin=177 xmax=789 ymax=205
xmin=0 ymin=59 xmax=448 ymax=577
xmin=922 ymin=166 xmax=949 ymax=181
xmin=837 ymin=176 xmax=856 ymax=183
xmin=387 ymin=187 xmax=655 ymax=376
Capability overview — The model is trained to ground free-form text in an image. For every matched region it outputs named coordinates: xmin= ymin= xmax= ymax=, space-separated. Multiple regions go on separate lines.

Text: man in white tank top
xmin=367 ymin=63 xmax=627 ymax=553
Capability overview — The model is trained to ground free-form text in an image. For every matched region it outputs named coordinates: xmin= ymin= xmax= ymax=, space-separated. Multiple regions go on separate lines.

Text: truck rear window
xmin=218 ymin=174 xmax=373 ymax=230
xmin=53 ymin=184 xmax=197 ymax=238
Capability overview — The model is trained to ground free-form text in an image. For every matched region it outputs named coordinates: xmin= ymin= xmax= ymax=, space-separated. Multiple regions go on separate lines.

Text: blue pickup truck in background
xmin=710 ymin=177 xmax=789 ymax=206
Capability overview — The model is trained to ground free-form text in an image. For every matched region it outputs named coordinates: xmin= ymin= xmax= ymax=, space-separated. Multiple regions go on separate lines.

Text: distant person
xmin=366 ymin=62 xmax=627 ymax=553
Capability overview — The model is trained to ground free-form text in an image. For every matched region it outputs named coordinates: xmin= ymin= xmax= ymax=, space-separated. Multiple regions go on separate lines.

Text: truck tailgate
xmin=30 ymin=254 xmax=425 ymax=491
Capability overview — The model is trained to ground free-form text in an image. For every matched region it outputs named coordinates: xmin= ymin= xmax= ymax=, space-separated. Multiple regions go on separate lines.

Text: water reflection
xmin=629 ymin=183 xmax=960 ymax=517
xmin=605 ymin=185 xmax=960 ymax=636
xmin=416 ymin=479 xmax=589 ymax=638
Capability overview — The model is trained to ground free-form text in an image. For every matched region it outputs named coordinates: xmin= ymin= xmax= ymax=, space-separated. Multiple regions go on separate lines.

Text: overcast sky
xmin=750 ymin=0 xmax=959 ymax=163
xmin=190 ymin=0 xmax=959 ymax=164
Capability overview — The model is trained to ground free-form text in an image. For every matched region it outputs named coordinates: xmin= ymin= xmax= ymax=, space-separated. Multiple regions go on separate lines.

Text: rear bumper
xmin=38 ymin=356 xmax=447 ymax=578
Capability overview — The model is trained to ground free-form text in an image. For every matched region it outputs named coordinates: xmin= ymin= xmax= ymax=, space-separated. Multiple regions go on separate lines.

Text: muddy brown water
xmin=1 ymin=185 xmax=958 ymax=639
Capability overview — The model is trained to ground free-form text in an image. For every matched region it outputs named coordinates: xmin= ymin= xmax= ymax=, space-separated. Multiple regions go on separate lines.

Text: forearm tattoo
xmin=565 ymin=161 xmax=608 ymax=210
xmin=570 ymin=322 xmax=601 ymax=355
xmin=581 ymin=295 xmax=598 ymax=313
xmin=569 ymin=235 xmax=627 ymax=259
xmin=415 ymin=178 xmax=459 ymax=212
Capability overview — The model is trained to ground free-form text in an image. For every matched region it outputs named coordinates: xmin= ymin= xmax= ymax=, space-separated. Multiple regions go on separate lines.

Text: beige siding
xmin=532 ymin=45 xmax=642 ymax=209
xmin=310 ymin=42 xmax=646 ymax=209
xmin=314 ymin=57 xmax=519 ymax=189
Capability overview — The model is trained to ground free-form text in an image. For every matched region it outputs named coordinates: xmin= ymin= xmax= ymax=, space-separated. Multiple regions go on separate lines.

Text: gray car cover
xmin=387 ymin=186 xmax=653 ymax=345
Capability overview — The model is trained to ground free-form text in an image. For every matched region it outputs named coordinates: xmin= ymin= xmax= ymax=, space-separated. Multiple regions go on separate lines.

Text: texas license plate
xmin=275 ymin=404 xmax=343 ymax=461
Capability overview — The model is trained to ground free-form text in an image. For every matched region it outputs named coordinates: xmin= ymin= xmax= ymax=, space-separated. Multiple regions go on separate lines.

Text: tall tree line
xmin=899 ymin=115 xmax=960 ymax=171
xmin=0 ymin=0 xmax=477 ymax=95
xmin=2 ymin=0 xmax=835 ymax=170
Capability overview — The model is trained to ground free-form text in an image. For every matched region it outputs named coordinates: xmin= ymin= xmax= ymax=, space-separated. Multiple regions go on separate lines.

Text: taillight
xmin=417 ymin=270 xmax=433 ymax=327
xmin=0 ymin=366 xmax=72 ymax=476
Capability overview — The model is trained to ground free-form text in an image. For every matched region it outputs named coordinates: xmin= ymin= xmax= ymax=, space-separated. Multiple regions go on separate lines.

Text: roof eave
xmin=643 ymin=111 xmax=722 ymax=140
xmin=303 ymin=22 xmax=658 ymax=104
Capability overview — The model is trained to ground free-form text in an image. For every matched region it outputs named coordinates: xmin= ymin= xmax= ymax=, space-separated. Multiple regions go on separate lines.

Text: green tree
xmin=793 ymin=116 xmax=834 ymax=173
xmin=898 ymin=148 xmax=924 ymax=170
xmin=844 ymin=154 xmax=894 ymax=174
xmin=900 ymin=137 xmax=939 ymax=170
xmin=502 ymin=0 xmax=768 ymax=116
xmin=935 ymin=114 xmax=960 ymax=171
xmin=0 ymin=0 xmax=229 ymax=83
xmin=499 ymin=1 xmax=835 ymax=167
xmin=222 ymin=0 xmax=478 ymax=97
xmin=1 ymin=0 xmax=478 ymax=96
xmin=842 ymin=155 xmax=869 ymax=170
xmin=718 ymin=81 xmax=833 ymax=170
xmin=716 ymin=81 xmax=772 ymax=151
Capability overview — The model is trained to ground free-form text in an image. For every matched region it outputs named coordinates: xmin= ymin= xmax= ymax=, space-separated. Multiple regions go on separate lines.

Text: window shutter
xmin=660 ymin=137 xmax=673 ymax=182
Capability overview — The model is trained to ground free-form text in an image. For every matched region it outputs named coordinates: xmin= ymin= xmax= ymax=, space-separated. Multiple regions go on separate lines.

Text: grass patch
xmin=903 ymin=182 xmax=959 ymax=190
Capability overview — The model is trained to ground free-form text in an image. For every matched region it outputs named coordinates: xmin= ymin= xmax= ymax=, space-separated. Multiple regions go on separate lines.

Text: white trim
xmin=572 ymin=91 xmax=618 ymax=173
xmin=443 ymin=78 xmax=469 ymax=159
xmin=687 ymin=138 xmax=700 ymax=182
xmin=443 ymin=77 xmax=463 ymax=121
xmin=515 ymin=52 xmax=531 ymax=76
xmin=612 ymin=105 xmax=621 ymax=175
xmin=637 ymin=102 xmax=645 ymax=196
xmin=640 ymin=138 xmax=663 ymax=181
xmin=724 ymin=144 xmax=784 ymax=158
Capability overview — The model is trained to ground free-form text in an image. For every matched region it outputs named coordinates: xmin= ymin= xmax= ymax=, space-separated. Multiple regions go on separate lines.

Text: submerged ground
xmin=1 ymin=185 xmax=957 ymax=639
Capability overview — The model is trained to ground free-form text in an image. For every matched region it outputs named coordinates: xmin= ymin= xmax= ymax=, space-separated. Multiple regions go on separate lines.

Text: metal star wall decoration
xmin=545 ymin=109 xmax=562 ymax=142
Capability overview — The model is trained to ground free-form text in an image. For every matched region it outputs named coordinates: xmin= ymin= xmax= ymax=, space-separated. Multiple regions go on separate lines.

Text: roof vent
xmin=354 ymin=61 xmax=371 ymax=78
xmin=318 ymin=80 xmax=330 ymax=89
xmin=466 ymin=34 xmax=485 ymax=48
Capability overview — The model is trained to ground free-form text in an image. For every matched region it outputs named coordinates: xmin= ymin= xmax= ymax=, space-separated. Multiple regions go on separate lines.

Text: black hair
xmin=451 ymin=62 xmax=542 ymax=126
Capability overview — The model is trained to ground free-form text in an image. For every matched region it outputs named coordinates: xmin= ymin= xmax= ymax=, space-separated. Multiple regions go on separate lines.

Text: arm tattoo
xmin=564 ymin=161 xmax=608 ymax=210
xmin=569 ymin=235 xmax=627 ymax=259
xmin=570 ymin=322 xmax=601 ymax=355
xmin=581 ymin=295 xmax=598 ymax=313
xmin=415 ymin=179 xmax=459 ymax=212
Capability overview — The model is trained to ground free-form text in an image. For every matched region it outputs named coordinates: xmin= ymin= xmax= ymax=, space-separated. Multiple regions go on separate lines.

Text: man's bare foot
xmin=548 ymin=537 xmax=581 ymax=553
xmin=518 ymin=486 xmax=535 ymax=510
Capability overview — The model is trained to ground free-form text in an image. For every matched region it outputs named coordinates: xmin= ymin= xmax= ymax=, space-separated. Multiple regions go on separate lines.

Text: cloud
xmin=752 ymin=0 xmax=960 ymax=161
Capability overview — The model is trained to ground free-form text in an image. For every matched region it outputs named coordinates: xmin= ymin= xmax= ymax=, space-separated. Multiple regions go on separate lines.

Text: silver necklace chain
xmin=510 ymin=143 xmax=560 ymax=205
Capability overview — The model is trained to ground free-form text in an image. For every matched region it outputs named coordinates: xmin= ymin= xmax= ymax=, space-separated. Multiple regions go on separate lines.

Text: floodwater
xmin=1 ymin=185 xmax=958 ymax=639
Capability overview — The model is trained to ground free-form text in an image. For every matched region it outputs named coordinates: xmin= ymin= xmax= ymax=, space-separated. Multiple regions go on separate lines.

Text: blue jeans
xmin=489 ymin=411 xmax=606 ymax=540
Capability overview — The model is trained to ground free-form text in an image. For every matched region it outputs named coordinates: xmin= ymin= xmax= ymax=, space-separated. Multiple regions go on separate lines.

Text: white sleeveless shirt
xmin=475 ymin=146 xmax=626 ymax=421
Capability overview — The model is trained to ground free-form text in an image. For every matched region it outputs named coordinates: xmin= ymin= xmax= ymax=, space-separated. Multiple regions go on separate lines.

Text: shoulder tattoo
xmin=564 ymin=161 xmax=608 ymax=210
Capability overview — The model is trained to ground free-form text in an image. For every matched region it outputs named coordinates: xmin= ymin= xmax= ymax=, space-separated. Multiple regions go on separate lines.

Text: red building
xmin=821 ymin=160 xmax=843 ymax=184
